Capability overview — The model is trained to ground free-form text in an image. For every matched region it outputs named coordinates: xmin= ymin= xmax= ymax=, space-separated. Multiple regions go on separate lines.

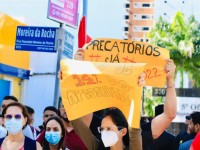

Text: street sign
xmin=174 ymin=97 xmax=200 ymax=122
xmin=151 ymin=88 xmax=200 ymax=122
xmin=152 ymin=88 xmax=166 ymax=97
xmin=47 ymin=0 xmax=79 ymax=28
xmin=15 ymin=26 xmax=58 ymax=53
xmin=63 ymin=30 xmax=74 ymax=59
xmin=152 ymin=88 xmax=200 ymax=97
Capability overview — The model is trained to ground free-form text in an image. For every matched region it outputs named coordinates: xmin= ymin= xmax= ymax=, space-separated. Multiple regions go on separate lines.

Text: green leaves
xmin=142 ymin=87 xmax=164 ymax=117
xmin=148 ymin=12 xmax=200 ymax=87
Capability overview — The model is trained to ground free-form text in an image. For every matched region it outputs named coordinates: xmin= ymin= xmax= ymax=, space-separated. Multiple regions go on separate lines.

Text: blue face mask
xmin=5 ymin=118 xmax=23 ymax=135
xmin=45 ymin=131 xmax=61 ymax=145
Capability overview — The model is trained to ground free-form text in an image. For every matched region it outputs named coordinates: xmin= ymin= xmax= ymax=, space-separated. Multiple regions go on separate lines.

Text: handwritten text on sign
xmin=60 ymin=59 xmax=146 ymax=128
xmin=84 ymin=38 xmax=170 ymax=87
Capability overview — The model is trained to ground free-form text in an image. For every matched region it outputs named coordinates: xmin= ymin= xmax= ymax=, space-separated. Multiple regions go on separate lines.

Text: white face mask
xmin=101 ymin=130 xmax=121 ymax=147
xmin=5 ymin=118 xmax=23 ymax=135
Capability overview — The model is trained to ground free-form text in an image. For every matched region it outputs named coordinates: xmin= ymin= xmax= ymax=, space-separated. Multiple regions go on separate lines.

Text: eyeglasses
xmin=43 ymin=114 xmax=55 ymax=118
xmin=97 ymin=126 xmax=124 ymax=133
xmin=4 ymin=114 xmax=22 ymax=120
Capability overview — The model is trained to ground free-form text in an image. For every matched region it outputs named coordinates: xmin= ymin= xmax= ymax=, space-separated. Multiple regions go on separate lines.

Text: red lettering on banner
xmin=123 ymin=56 xmax=136 ymax=63
xmin=144 ymin=68 xmax=161 ymax=79
xmin=89 ymin=53 xmax=101 ymax=62
xmin=73 ymin=74 xmax=99 ymax=87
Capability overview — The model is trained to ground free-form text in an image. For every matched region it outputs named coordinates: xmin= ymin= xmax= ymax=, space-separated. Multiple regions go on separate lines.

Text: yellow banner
xmin=84 ymin=38 xmax=169 ymax=87
xmin=60 ymin=59 xmax=146 ymax=128
xmin=0 ymin=12 xmax=30 ymax=70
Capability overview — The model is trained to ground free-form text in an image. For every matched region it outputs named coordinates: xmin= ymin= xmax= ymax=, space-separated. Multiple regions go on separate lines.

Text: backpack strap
xmin=24 ymin=136 xmax=36 ymax=150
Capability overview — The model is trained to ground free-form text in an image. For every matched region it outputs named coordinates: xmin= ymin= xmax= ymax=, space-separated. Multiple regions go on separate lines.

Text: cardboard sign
xmin=60 ymin=59 xmax=146 ymax=127
xmin=84 ymin=38 xmax=170 ymax=87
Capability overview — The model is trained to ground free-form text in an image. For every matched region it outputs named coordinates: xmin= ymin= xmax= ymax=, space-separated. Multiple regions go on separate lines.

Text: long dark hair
xmin=104 ymin=108 xmax=129 ymax=147
xmin=43 ymin=116 xmax=66 ymax=150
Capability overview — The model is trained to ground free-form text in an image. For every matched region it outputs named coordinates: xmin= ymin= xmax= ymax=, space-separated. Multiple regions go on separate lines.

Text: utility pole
xmin=53 ymin=23 xmax=64 ymax=108
xmin=47 ymin=0 xmax=79 ymax=108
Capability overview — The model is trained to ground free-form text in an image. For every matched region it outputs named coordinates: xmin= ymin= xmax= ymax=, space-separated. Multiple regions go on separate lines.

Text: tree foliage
xmin=142 ymin=87 xmax=164 ymax=117
xmin=148 ymin=12 xmax=200 ymax=87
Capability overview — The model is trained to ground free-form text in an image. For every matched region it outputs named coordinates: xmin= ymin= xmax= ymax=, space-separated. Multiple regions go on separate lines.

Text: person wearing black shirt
xmin=142 ymin=105 xmax=176 ymax=150
xmin=141 ymin=59 xmax=177 ymax=150
xmin=175 ymin=115 xmax=195 ymax=149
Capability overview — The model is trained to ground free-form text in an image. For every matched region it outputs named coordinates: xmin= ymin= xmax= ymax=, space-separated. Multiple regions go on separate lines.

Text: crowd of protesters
xmin=0 ymin=50 xmax=199 ymax=150
xmin=0 ymin=95 xmax=199 ymax=150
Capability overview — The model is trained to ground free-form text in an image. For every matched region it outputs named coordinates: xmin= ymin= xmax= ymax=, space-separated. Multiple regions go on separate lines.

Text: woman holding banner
xmin=68 ymin=69 xmax=144 ymax=149
xmin=60 ymin=49 xmax=177 ymax=150
xmin=71 ymin=108 xmax=130 ymax=150
xmin=59 ymin=49 xmax=145 ymax=150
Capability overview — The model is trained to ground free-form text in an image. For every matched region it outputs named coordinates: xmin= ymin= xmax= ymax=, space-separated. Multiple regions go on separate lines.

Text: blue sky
xmin=0 ymin=0 xmax=124 ymax=39
xmin=1 ymin=0 xmax=199 ymax=40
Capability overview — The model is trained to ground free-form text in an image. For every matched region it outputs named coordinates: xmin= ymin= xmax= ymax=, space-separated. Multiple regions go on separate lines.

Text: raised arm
xmin=74 ymin=48 xmax=85 ymax=60
xmin=151 ymin=59 xmax=177 ymax=139
xmin=71 ymin=118 xmax=100 ymax=150
xmin=129 ymin=73 xmax=145 ymax=150
xmin=129 ymin=127 xmax=142 ymax=150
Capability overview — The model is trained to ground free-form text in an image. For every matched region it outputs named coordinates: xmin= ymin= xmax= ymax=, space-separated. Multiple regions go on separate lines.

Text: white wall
xmin=21 ymin=75 xmax=56 ymax=127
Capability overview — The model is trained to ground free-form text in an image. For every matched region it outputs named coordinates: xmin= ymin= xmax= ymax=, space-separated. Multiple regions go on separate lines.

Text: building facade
xmin=125 ymin=0 xmax=155 ymax=42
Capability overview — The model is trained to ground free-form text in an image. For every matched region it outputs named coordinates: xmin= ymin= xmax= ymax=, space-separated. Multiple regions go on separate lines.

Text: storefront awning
xmin=0 ymin=12 xmax=30 ymax=79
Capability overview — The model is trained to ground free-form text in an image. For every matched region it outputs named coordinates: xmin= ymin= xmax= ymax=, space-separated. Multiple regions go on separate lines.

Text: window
xmin=125 ymin=4 xmax=130 ymax=8
xmin=133 ymin=14 xmax=154 ymax=20
xmin=125 ymin=15 xmax=129 ymax=20
xmin=142 ymin=15 xmax=149 ymax=19
xmin=142 ymin=4 xmax=150 ymax=7
xmin=133 ymin=26 xmax=150 ymax=32
xmin=134 ymin=2 xmax=154 ymax=8
xmin=143 ymin=27 xmax=149 ymax=31
xmin=124 ymin=27 xmax=129 ymax=31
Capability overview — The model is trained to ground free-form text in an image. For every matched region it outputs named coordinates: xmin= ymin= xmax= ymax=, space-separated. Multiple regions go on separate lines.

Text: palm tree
xmin=148 ymin=12 xmax=200 ymax=87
